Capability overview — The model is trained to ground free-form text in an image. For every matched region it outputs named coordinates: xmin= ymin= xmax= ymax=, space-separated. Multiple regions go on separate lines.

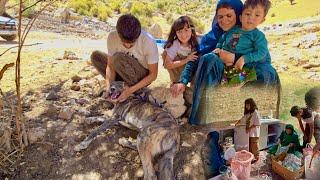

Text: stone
xmin=149 ymin=23 xmax=163 ymax=39
xmin=53 ymin=8 xmax=71 ymax=23
xmin=71 ymin=84 xmax=80 ymax=91
xmin=302 ymin=63 xmax=320 ymax=69
xmin=71 ymin=75 xmax=82 ymax=83
xmin=165 ymin=104 xmax=186 ymax=118
xmin=28 ymin=127 xmax=46 ymax=144
xmin=150 ymin=87 xmax=186 ymax=118
xmin=46 ymin=90 xmax=59 ymax=101
xmin=280 ymin=64 xmax=289 ymax=71
xmin=63 ymin=51 xmax=80 ymax=60
xmin=71 ymin=172 xmax=102 ymax=180
xmin=76 ymin=98 xmax=89 ymax=105
xmin=45 ymin=104 xmax=59 ymax=118
xmin=182 ymin=141 xmax=192 ymax=147
xmin=58 ymin=107 xmax=75 ymax=120
xmin=134 ymin=168 xmax=144 ymax=178
xmin=84 ymin=117 xmax=106 ymax=124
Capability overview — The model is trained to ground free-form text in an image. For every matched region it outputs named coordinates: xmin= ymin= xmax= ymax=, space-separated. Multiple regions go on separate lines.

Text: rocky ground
xmin=1 ymin=14 xmax=320 ymax=179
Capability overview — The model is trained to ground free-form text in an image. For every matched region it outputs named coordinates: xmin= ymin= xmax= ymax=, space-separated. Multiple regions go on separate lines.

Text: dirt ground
xmin=1 ymin=17 xmax=320 ymax=180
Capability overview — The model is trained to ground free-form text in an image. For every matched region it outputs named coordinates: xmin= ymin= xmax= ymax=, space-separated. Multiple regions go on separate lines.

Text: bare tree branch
xmin=5 ymin=0 xmax=27 ymax=11
xmin=0 ymin=43 xmax=42 ymax=57
xmin=21 ymin=0 xmax=44 ymax=14
xmin=0 ymin=63 xmax=14 ymax=81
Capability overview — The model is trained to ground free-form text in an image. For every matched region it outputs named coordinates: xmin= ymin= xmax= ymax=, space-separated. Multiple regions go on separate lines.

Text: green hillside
xmin=266 ymin=0 xmax=320 ymax=24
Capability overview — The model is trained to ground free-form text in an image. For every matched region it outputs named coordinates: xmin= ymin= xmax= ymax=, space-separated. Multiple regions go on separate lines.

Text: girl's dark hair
xmin=164 ymin=16 xmax=199 ymax=52
xmin=244 ymin=98 xmax=258 ymax=114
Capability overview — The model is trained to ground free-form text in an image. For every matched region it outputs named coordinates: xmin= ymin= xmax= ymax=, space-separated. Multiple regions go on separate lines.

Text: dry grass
xmin=266 ymin=0 xmax=320 ymax=24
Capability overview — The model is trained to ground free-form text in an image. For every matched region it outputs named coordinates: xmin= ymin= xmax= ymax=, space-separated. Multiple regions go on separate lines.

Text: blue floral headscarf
xmin=200 ymin=0 xmax=243 ymax=55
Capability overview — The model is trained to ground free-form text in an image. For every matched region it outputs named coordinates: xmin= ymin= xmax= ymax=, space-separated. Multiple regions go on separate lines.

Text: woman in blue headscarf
xmin=172 ymin=0 xmax=280 ymax=125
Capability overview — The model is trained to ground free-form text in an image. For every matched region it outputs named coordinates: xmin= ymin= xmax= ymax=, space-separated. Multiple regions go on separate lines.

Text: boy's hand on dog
xmin=171 ymin=83 xmax=185 ymax=98
xmin=114 ymin=86 xmax=131 ymax=103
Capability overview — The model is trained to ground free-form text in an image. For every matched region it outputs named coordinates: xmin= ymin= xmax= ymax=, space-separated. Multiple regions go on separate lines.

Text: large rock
xmin=150 ymin=87 xmax=186 ymax=118
xmin=71 ymin=172 xmax=102 ymax=180
xmin=46 ymin=90 xmax=60 ymax=101
xmin=53 ymin=8 xmax=71 ymax=23
xmin=28 ymin=127 xmax=46 ymax=144
xmin=58 ymin=107 xmax=75 ymax=120
xmin=149 ymin=23 xmax=163 ymax=39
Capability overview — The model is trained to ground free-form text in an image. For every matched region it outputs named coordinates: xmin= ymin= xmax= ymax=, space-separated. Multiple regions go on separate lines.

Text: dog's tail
xmin=74 ymin=119 xmax=119 ymax=151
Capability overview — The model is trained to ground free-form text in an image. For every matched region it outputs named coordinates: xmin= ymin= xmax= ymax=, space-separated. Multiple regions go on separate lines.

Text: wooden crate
xmin=271 ymin=153 xmax=304 ymax=180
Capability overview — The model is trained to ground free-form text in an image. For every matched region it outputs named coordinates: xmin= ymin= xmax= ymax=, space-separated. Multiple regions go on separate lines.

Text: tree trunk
xmin=0 ymin=0 xmax=8 ymax=15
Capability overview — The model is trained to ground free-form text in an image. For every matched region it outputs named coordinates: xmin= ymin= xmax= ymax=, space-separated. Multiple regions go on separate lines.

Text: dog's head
xmin=108 ymin=81 xmax=126 ymax=100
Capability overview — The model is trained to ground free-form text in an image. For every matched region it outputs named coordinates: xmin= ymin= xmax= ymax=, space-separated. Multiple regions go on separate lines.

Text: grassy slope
xmin=266 ymin=0 xmax=320 ymax=24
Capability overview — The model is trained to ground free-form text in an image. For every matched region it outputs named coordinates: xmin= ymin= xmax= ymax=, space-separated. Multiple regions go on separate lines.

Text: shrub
xmin=191 ymin=16 xmax=205 ymax=34
xmin=165 ymin=12 xmax=174 ymax=25
xmin=90 ymin=5 xmax=99 ymax=17
xmin=109 ymin=0 xmax=122 ymax=13
xmin=19 ymin=0 xmax=38 ymax=18
xmin=139 ymin=16 xmax=152 ymax=29
xmin=98 ymin=6 xmax=112 ymax=21
xmin=131 ymin=2 xmax=154 ymax=17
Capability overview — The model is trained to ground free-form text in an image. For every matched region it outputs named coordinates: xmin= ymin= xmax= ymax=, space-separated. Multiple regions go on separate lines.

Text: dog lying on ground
xmin=75 ymin=81 xmax=180 ymax=180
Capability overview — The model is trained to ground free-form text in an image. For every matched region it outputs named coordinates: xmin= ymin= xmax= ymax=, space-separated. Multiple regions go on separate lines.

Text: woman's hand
xmin=171 ymin=83 xmax=186 ymax=97
xmin=219 ymin=49 xmax=235 ymax=64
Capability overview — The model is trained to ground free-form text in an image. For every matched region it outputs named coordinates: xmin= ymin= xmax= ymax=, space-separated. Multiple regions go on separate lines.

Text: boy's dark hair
xmin=244 ymin=98 xmax=258 ymax=114
xmin=243 ymin=0 xmax=271 ymax=17
xmin=302 ymin=107 xmax=313 ymax=119
xmin=164 ymin=16 xmax=199 ymax=52
xmin=290 ymin=106 xmax=300 ymax=117
xmin=116 ymin=14 xmax=141 ymax=43
xmin=290 ymin=106 xmax=313 ymax=119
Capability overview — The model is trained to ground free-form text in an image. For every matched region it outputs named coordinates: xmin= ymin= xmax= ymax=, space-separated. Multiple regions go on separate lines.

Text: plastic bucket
xmin=305 ymin=153 xmax=320 ymax=180
xmin=231 ymin=150 xmax=254 ymax=180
